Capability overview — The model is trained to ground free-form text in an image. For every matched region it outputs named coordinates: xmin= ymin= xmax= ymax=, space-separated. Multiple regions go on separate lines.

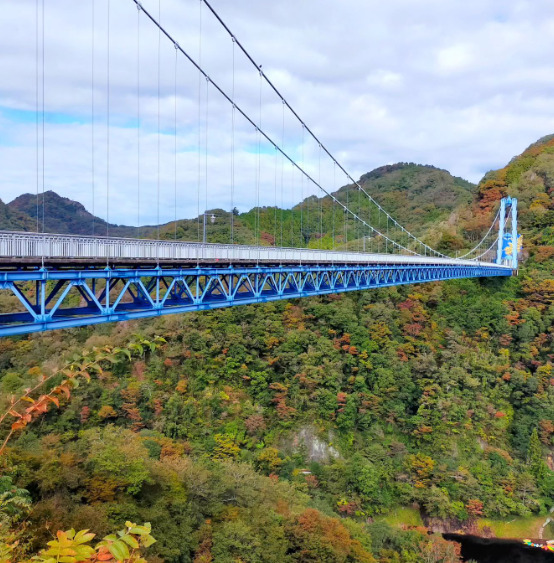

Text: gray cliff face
xmin=283 ymin=425 xmax=341 ymax=464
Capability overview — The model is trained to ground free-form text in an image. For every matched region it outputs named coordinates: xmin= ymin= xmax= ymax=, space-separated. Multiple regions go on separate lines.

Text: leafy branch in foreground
xmin=0 ymin=349 xmax=106 ymax=457
xmin=0 ymin=521 xmax=155 ymax=563
xmin=0 ymin=336 xmax=166 ymax=458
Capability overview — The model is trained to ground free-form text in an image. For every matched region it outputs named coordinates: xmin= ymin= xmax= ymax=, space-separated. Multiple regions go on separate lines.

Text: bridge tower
xmin=496 ymin=197 xmax=519 ymax=269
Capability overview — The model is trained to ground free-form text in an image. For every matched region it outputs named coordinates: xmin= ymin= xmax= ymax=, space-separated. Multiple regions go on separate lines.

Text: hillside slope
xmin=477 ymin=135 xmax=554 ymax=257
xmin=0 ymin=198 xmax=36 ymax=231
xmin=6 ymin=191 xmax=141 ymax=237
xmin=1 ymin=139 xmax=553 ymax=562
xmin=357 ymin=163 xmax=475 ymax=229
xmin=2 ymin=163 xmax=476 ymax=253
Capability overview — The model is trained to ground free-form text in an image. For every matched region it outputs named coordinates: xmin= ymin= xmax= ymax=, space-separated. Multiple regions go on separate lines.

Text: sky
xmin=1 ymin=0 xmax=554 ymax=227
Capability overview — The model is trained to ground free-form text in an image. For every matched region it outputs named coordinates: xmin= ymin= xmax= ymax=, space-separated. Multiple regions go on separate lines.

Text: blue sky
xmin=1 ymin=0 xmax=554 ymax=226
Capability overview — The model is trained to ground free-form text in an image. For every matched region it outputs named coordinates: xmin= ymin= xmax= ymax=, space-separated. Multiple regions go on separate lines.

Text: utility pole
xmin=202 ymin=213 xmax=216 ymax=244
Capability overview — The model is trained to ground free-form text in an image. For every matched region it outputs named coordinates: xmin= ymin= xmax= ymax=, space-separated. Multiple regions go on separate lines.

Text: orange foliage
xmin=534 ymin=246 xmax=554 ymax=263
xmin=466 ymin=499 xmax=484 ymax=518
xmin=269 ymin=382 xmax=296 ymax=419
xmin=539 ymin=419 xmax=554 ymax=444
xmin=0 ymin=352 xmax=100 ymax=456
xmin=98 ymin=405 xmax=118 ymax=420
xmin=287 ymin=508 xmax=375 ymax=563
xmin=305 ymin=474 xmax=319 ymax=488
xmin=477 ymin=179 xmax=507 ymax=212
xmin=283 ymin=304 xmax=305 ymax=330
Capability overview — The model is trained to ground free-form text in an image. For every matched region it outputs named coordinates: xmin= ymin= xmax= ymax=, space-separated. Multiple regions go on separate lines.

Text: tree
xmin=528 ymin=428 xmax=548 ymax=482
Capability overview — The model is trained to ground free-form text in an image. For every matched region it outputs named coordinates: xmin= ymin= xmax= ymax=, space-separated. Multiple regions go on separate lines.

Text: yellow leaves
xmin=406 ymin=453 xmax=436 ymax=488
xmin=175 ymin=379 xmax=188 ymax=394
xmin=125 ymin=522 xmax=152 ymax=536
xmin=98 ymin=405 xmax=118 ymax=420
xmin=35 ymin=529 xmax=96 ymax=562
xmin=257 ymin=447 xmax=284 ymax=471
xmin=33 ymin=523 xmax=155 ymax=563
xmin=368 ymin=321 xmax=392 ymax=347
xmin=265 ymin=335 xmax=280 ymax=349
xmin=212 ymin=434 xmax=240 ymax=460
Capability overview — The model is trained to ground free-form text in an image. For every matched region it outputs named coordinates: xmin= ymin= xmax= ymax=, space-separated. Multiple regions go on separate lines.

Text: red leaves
xmin=47 ymin=395 xmax=60 ymax=407
xmin=80 ymin=406 xmax=91 ymax=424
xmin=466 ymin=498 xmax=484 ymax=517
xmin=269 ymin=383 xmax=296 ymax=419
xmin=8 ymin=393 xmax=57 ymax=432
xmin=398 ymin=299 xmax=416 ymax=310
xmin=96 ymin=546 xmax=115 ymax=561
xmin=55 ymin=384 xmax=72 ymax=400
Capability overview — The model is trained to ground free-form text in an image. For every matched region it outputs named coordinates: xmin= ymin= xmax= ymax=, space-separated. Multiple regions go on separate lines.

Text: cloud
xmin=1 ymin=0 xmax=554 ymax=226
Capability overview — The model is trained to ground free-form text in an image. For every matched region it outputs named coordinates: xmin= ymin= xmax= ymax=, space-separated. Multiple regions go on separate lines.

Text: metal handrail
xmin=0 ymin=231 xmax=508 ymax=269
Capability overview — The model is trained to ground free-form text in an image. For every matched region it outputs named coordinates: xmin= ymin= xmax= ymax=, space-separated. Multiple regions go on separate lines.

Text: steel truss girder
xmin=0 ymin=264 xmax=512 ymax=336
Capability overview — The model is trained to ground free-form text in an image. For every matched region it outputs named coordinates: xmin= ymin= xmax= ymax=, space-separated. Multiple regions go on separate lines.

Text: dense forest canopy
xmin=1 ymin=136 xmax=553 ymax=562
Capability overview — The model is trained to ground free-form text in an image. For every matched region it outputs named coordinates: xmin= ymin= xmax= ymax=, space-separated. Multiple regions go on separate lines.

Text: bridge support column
xmin=496 ymin=198 xmax=507 ymax=265
xmin=496 ymin=197 xmax=512 ymax=264
xmin=511 ymin=198 xmax=518 ymax=270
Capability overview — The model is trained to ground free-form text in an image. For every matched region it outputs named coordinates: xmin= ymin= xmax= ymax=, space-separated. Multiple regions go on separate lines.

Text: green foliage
xmin=3 ymin=137 xmax=554 ymax=560
xmin=28 ymin=522 xmax=155 ymax=563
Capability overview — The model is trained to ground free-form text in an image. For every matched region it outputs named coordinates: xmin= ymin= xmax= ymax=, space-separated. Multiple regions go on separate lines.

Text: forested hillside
xmin=3 ymin=163 xmax=476 ymax=252
xmin=1 ymin=138 xmax=553 ymax=562
xmin=5 ymin=191 xmax=143 ymax=237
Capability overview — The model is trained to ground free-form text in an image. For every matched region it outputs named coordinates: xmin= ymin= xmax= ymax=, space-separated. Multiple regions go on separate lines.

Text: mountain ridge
xmin=1 ymin=162 xmax=475 ymax=247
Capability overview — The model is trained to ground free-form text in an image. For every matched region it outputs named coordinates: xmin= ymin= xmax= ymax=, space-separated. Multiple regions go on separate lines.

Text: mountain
xmin=477 ymin=134 xmax=554 ymax=249
xmin=356 ymin=163 xmax=475 ymax=229
xmin=2 ymin=164 xmax=475 ymax=252
xmin=236 ymin=163 xmax=476 ymax=252
xmin=0 ymin=198 xmax=36 ymax=231
xmin=6 ymin=191 xmax=141 ymax=237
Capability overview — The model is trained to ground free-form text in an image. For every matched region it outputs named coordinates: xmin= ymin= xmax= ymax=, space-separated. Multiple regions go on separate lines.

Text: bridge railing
xmin=0 ymin=231 xmax=508 ymax=268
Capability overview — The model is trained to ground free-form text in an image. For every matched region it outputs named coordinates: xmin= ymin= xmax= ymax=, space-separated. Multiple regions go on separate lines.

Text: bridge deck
xmin=0 ymin=232 xmax=513 ymax=336
xmin=0 ymin=231 xmax=508 ymax=270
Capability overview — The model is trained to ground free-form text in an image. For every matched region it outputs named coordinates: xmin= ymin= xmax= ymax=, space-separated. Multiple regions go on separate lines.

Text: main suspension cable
xmin=132 ymin=0 xmax=486 ymax=257
xmin=457 ymin=206 xmax=502 ymax=259
xmin=106 ymin=0 xmax=110 ymax=236
xmin=92 ymin=0 xmax=96 ymax=236
xmin=199 ymin=0 xmax=446 ymax=258
xmin=35 ymin=0 xmax=39 ymax=233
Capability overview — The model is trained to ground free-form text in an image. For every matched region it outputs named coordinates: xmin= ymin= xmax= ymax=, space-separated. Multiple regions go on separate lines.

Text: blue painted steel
xmin=511 ymin=198 xmax=518 ymax=270
xmin=496 ymin=197 xmax=507 ymax=265
xmin=0 ymin=263 xmax=511 ymax=336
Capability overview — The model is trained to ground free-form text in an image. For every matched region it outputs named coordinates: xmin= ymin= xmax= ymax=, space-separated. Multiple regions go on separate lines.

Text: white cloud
xmin=1 ymin=0 xmax=554 ymax=226
xmin=366 ymin=70 xmax=404 ymax=90
xmin=436 ymin=44 xmax=473 ymax=74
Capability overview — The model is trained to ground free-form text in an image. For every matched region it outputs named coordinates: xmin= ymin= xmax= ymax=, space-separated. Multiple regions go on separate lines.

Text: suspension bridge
xmin=0 ymin=0 xmax=518 ymax=337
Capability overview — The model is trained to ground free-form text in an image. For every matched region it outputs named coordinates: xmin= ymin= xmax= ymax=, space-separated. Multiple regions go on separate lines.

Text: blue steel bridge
xmin=0 ymin=0 xmax=519 ymax=337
